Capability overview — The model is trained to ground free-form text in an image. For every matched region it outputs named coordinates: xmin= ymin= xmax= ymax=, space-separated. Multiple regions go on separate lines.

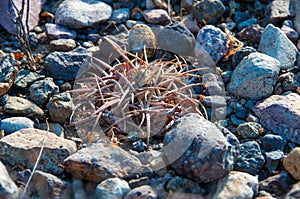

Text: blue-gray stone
xmin=110 ymin=8 xmax=130 ymax=24
xmin=235 ymin=107 xmax=247 ymax=119
xmin=260 ymin=134 xmax=286 ymax=152
xmin=238 ymin=18 xmax=258 ymax=31
xmin=235 ymin=141 xmax=265 ymax=175
xmin=96 ymin=178 xmax=131 ymax=199
xmin=0 ymin=117 xmax=34 ymax=135
xmin=264 ymin=150 xmax=284 ymax=174
xmin=232 ymin=47 xmax=256 ymax=68
xmin=234 ymin=11 xmax=250 ymax=24
xmin=230 ymin=115 xmax=245 ymax=126
xmin=192 ymin=0 xmax=225 ymax=25
xmin=29 ymin=78 xmax=59 ymax=105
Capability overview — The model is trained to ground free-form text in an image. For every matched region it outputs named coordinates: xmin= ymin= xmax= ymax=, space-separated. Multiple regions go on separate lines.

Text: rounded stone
xmin=96 ymin=178 xmax=131 ymax=199
xmin=142 ymin=9 xmax=170 ymax=25
xmin=192 ymin=0 xmax=225 ymax=25
xmin=237 ymin=122 xmax=262 ymax=139
xmin=283 ymin=147 xmax=300 ymax=180
xmin=0 ymin=117 xmax=34 ymax=135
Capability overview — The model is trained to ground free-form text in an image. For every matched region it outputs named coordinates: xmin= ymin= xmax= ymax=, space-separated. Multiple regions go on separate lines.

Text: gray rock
xmin=38 ymin=122 xmax=64 ymax=138
xmin=253 ymin=93 xmax=300 ymax=144
xmin=238 ymin=18 xmax=258 ymax=31
xmin=162 ymin=113 xmax=238 ymax=183
xmin=281 ymin=20 xmax=299 ymax=42
xmin=285 ymin=181 xmax=300 ymax=199
xmin=0 ymin=0 xmax=42 ymax=35
xmin=228 ymin=52 xmax=280 ymax=100
xmin=262 ymin=0 xmax=292 ymax=27
xmin=192 ymin=0 xmax=225 ymax=25
xmin=143 ymin=9 xmax=170 ymax=25
xmin=260 ymin=134 xmax=286 ymax=152
xmin=202 ymin=73 xmax=225 ymax=96
xmin=49 ymin=39 xmax=77 ymax=52
xmin=55 ymin=0 xmax=112 ymax=29
xmin=258 ymin=24 xmax=298 ymax=69
xmin=0 ymin=161 xmax=19 ymax=198
xmin=232 ymin=47 xmax=256 ymax=68
xmin=181 ymin=14 xmax=200 ymax=35
xmin=3 ymin=96 xmax=45 ymax=119
xmin=110 ymin=8 xmax=130 ymax=24
xmin=47 ymin=92 xmax=74 ymax=123
xmin=201 ymin=95 xmax=226 ymax=108
xmin=64 ymin=141 xmax=147 ymax=183
xmin=45 ymin=23 xmax=77 ymax=40
xmin=212 ymin=171 xmax=258 ymax=199
xmin=235 ymin=107 xmax=247 ymax=119
xmin=125 ymin=20 xmax=145 ymax=29
xmin=235 ymin=141 xmax=265 ymax=175
xmin=196 ymin=25 xmax=230 ymax=63
xmin=165 ymin=176 xmax=205 ymax=195
xmin=265 ymin=150 xmax=284 ymax=174
xmin=14 ymin=69 xmax=45 ymax=89
xmin=0 ymin=117 xmax=34 ymax=135
xmin=0 ymin=128 xmax=76 ymax=175
xmin=0 ymin=53 xmax=18 ymax=96
xmin=157 ymin=22 xmax=196 ymax=57
xmin=96 ymin=178 xmax=131 ymax=199
xmin=230 ymin=115 xmax=245 ymax=126
xmin=128 ymin=177 xmax=149 ymax=189
xmin=124 ymin=185 xmax=158 ymax=199
xmin=237 ymin=122 xmax=262 ymax=139
xmin=238 ymin=24 xmax=264 ymax=43
xmin=30 ymin=77 xmax=59 ymax=105
xmin=44 ymin=47 xmax=92 ymax=81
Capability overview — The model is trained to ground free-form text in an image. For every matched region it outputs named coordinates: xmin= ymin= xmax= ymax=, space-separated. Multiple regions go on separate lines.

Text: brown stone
xmin=283 ymin=147 xmax=300 ymax=180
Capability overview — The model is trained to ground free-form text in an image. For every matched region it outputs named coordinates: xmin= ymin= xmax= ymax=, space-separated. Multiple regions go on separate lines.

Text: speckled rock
xmin=196 ymin=25 xmax=230 ymax=63
xmin=30 ymin=77 xmax=59 ymax=105
xmin=64 ymin=141 xmax=147 ymax=183
xmin=192 ymin=0 xmax=225 ymax=25
xmin=14 ymin=69 xmax=45 ymax=89
xmin=47 ymin=92 xmax=74 ymax=123
xmin=260 ymin=134 xmax=286 ymax=152
xmin=228 ymin=52 xmax=280 ymax=100
xmin=253 ymin=93 xmax=300 ymax=144
xmin=3 ymin=96 xmax=45 ymax=119
xmin=45 ymin=23 xmax=77 ymax=40
xmin=124 ymin=185 xmax=158 ymax=199
xmin=262 ymin=0 xmax=292 ymax=27
xmin=142 ymin=9 xmax=170 ymax=25
xmin=0 ymin=53 xmax=18 ymax=96
xmin=157 ymin=22 xmax=196 ymax=57
xmin=258 ymin=24 xmax=298 ymax=69
xmin=0 ymin=128 xmax=76 ymax=175
xmin=49 ymin=39 xmax=77 ymax=52
xmin=162 ymin=113 xmax=238 ymax=183
xmin=285 ymin=181 xmax=300 ymax=199
xmin=283 ymin=147 xmax=300 ymax=180
xmin=55 ymin=0 xmax=112 ymax=29
xmin=212 ymin=171 xmax=258 ymax=199
xmin=0 ymin=161 xmax=19 ymax=198
xmin=237 ymin=122 xmax=263 ymax=139
xmin=0 ymin=117 xmax=34 ymax=135
xmin=96 ymin=178 xmax=131 ymax=199
xmin=44 ymin=47 xmax=92 ymax=81
xmin=235 ymin=141 xmax=265 ymax=175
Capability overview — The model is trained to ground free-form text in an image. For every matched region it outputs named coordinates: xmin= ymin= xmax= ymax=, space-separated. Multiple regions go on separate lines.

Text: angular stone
xmin=0 ymin=128 xmax=76 ymax=175
xmin=95 ymin=178 xmax=131 ymax=199
xmin=262 ymin=0 xmax=292 ymax=27
xmin=30 ymin=77 xmax=59 ymax=105
xmin=124 ymin=185 xmax=157 ymax=199
xmin=258 ymin=24 xmax=298 ymax=69
xmin=44 ymin=47 xmax=92 ymax=81
xmin=14 ymin=69 xmax=45 ymax=89
xmin=212 ymin=171 xmax=258 ymax=199
xmin=0 ymin=161 xmax=19 ymax=198
xmin=265 ymin=150 xmax=284 ymax=174
xmin=143 ymin=9 xmax=170 ymax=25
xmin=253 ymin=93 xmax=300 ymax=144
xmin=0 ymin=117 xmax=34 ymax=135
xmin=45 ymin=23 xmax=77 ymax=40
xmin=3 ymin=96 xmax=45 ymax=119
xmin=64 ymin=141 xmax=146 ymax=183
xmin=192 ymin=0 xmax=225 ymax=25
xmin=260 ymin=134 xmax=286 ymax=152
xmin=283 ymin=147 xmax=300 ymax=180
xmin=228 ymin=52 xmax=280 ymax=100
xmin=0 ymin=54 xmax=18 ymax=96
xmin=55 ymin=0 xmax=112 ymax=29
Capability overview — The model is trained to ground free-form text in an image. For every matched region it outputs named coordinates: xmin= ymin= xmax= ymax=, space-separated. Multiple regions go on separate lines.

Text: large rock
xmin=55 ymin=0 xmax=112 ymax=29
xmin=0 ymin=0 xmax=42 ymax=34
xmin=0 ymin=161 xmax=19 ymax=198
xmin=161 ymin=113 xmax=238 ymax=183
xmin=258 ymin=24 xmax=298 ymax=69
xmin=0 ymin=53 xmax=18 ymax=96
xmin=228 ymin=52 xmax=280 ymax=100
xmin=253 ymin=93 xmax=300 ymax=144
xmin=44 ymin=47 xmax=92 ymax=81
xmin=0 ymin=128 xmax=76 ymax=175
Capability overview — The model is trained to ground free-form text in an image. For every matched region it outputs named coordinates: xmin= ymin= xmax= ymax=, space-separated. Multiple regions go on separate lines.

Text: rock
xmin=238 ymin=18 xmax=258 ymax=31
xmin=253 ymin=93 xmax=300 ymax=144
xmin=237 ymin=122 xmax=263 ymax=139
xmin=212 ymin=171 xmax=258 ymax=199
xmin=235 ymin=141 xmax=265 ymax=175
xmin=64 ymin=141 xmax=147 ymax=183
xmin=238 ymin=24 xmax=264 ymax=43
xmin=228 ymin=52 xmax=280 ymax=100
xmin=0 ymin=117 xmax=34 ymax=135
xmin=14 ymin=69 xmax=45 ymax=89
xmin=201 ymin=95 xmax=226 ymax=108
xmin=128 ymin=177 xmax=149 ymax=188
xmin=258 ymin=24 xmax=298 ymax=69
xmin=259 ymin=171 xmax=294 ymax=197
xmin=47 ymin=92 xmax=74 ymax=124
xmin=49 ymin=39 xmax=77 ymax=52
xmin=230 ymin=115 xmax=245 ymax=126
xmin=125 ymin=20 xmax=145 ymax=29
xmin=234 ymin=11 xmax=250 ymax=24
xmin=45 ymin=23 xmax=77 ymax=40
xmin=283 ymin=147 xmax=300 ymax=180
xmin=202 ymin=73 xmax=225 ymax=96
xmin=38 ymin=123 xmax=64 ymax=138
xmin=128 ymin=24 xmax=156 ymax=57
xmin=181 ymin=14 xmax=200 ymax=35
xmin=235 ymin=107 xmax=247 ymax=119
xmin=95 ymin=178 xmax=131 ymax=199
xmin=110 ymin=8 xmax=130 ymax=24
xmin=281 ymin=20 xmax=299 ymax=42
xmin=192 ymin=0 xmax=225 ymax=25
xmin=232 ymin=47 xmax=256 ymax=68
xmin=262 ymin=0 xmax=292 ymax=27
xmin=260 ymin=134 xmax=286 ymax=152
xmin=157 ymin=22 xmax=196 ymax=57
xmin=277 ymin=72 xmax=300 ymax=91
xmin=0 ymin=128 xmax=76 ymax=175
xmin=285 ymin=181 xmax=300 ymax=199
xmin=0 ymin=0 xmax=42 ymax=35
xmin=162 ymin=113 xmax=238 ymax=183
xmin=143 ymin=9 xmax=170 ymax=25
xmin=30 ymin=77 xmax=59 ymax=105
xmin=29 ymin=170 xmax=72 ymax=199
xmin=55 ymin=0 xmax=112 ymax=29
xmin=165 ymin=176 xmax=205 ymax=195
xmin=145 ymin=0 xmax=169 ymax=10
xmin=3 ymin=96 xmax=45 ymax=119
xmin=44 ymin=47 xmax=92 ymax=81
xmin=0 ymin=161 xmax=19 ymax=198
xmin=0 ymin=53 xmax=18 ymax=96
xmin=124 ymin=185 xmax=158 ymax=199
xmin=196 ymin=25 xmax=230 ymax=63
xmin=265 ymin=150 xmax=284 ymax=174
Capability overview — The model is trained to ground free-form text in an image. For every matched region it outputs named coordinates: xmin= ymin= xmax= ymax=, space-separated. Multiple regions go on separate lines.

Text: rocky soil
xmin=0 ymin=0 xmax=300 ymax=198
